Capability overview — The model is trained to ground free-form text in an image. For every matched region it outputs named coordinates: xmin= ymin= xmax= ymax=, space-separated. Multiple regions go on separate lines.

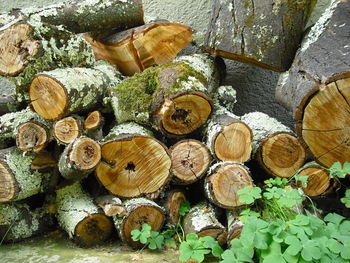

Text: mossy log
xmin=0 ymin=77 xmax=19 ymax=114
xmin=56 ymin=181 xmax=113 ymax=246
xmin=213 ymin=85 xmax=237 ymax=113
xmin=83 ymin=110 xmax=104 ymax=140
xmin=0 ymin=0 xmax=144 ymax=34
xmin=0 ymin=21 xmax=95 ymax=102
xmin=275 ymin=1 xmax=350 ymax=167
xmin=0 ymin=203 xmax=54 ymax=243
xmin=183 ymin=202 xmax=227 ymax=245
xmin=241 ymin=112 xmax=306 ymax=178
xmin=110 ymin=54 xmax=222 ymax=136
xmin=53 ymin=115 xmax=84 ymax=145
xmin=204 ymin=0 xmax=314 ymax=71
xmin=170 ymin=139 xmax=211 ymax=185
xmin=85 ymin=22 xmax=192 ymax=76
xmin=162 ymin=189 xmax=187 ymax=225
xmin=296 ymin=162 xmax=337 ymax=197
xmin=58 ymin=137 xmax=101 ymax=181
xmin=205 ymin=106 xmax=252 ymax=163
xmin=0 ymin=108 xmax=52 ymax=152
xmin=113 ymin=198 xmax=165 ymax=248
xmin=29 ymin=62 xmax=122 ymax=121
xmin=204 ymin=162 xmax=253 ymax=209
xmin=95 ymin=122 xmax=172 ymax=198
xmin=0 ymin=147 xmax=53 ymax=203
xmin=95 ymin=195 xmax=126 ymax=217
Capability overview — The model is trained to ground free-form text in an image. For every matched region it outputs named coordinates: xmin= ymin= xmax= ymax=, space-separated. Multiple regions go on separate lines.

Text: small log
xmin=0 ymin=147 xmax=53 ymax=203
xmin=0 ymin=108 xmax=51 ymax=152
xmin=204 ymin=162 xmax=253 ymax=209
xmin=204 ymin=0 xmax=314 ymax=71
xmin=85 ymin=22 xmax=192 ymax=75
xmin=0 ymin=77 xmax=19 ymax=114
xmin=83 ymin=111 xmax=104 ymax=140
xmin=31 ymin=150 xmax=57 ymax=171
xmin=205 ymin=106 xmax=252 ymax=162
xmin=53 ymin=115 xmax=83 ymax=145
xmin=275 ymin=1 xmax=350 ymax=167
xmin=110 ymin=54 xmax=222 ymax=136
xmin=95 ymin=122 xmax=172 ymax=198
xmin=113 ymin=198 xmax=165 ymax=248
xmin=56 ymin=181 xmax=113 ymax=246
xmin=241 ymin=112 xmax=306 ymax=178
xmin=0 ymin=0 xmax=144 ymax=34
xmin=162 ymin=189 xmax=188 ymax=225
xmin=58 ymin=137 xmax=101 ymax=181
xmin=183 ymin=202 xmax=227 ymax=245
xmin=95 ymin=195 xmax=126 ymax=217
xmin=226 ymin=209 xmax=243 ymax=244
xmin=170 ymin=139 xmax=211 ymax=185
xmin=29 ymin=62 xmax=122 ymax=120
xmin=0 ymin=203 xmax=54 ymax=243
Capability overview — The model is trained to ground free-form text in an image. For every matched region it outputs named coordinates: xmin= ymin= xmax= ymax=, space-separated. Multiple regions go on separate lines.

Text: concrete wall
xmin=0 ymin=0 xmax=332 ymax=127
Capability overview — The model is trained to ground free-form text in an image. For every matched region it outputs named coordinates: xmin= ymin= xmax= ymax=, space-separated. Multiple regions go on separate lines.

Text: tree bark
xmin=0 ymin=77 xmax=19 ymax=114
xmin=109 ymin=54 xmax=222 ymax=136
xmin=204 ymin=0 xmax=314 ymax=71
xmin=275 ymin=1 xmax=350 ymax=167
xmin=113 ymin=198 xmax=165 ymax=248
xmin=95 ymin=122 xmax=172 ymax=199
xmin=241 ymin=112 xmax=306 ymax=178
xmin=85 ymin=22 xmax=192 ymax=76
xmin=170 ymin=139 xmax=211 ymax=185
xmin=58 ymin=136 xmax=101 ymax=181
xmin=56 ymin=181 xmax=113 ymax=247
xmin=53 ymin=115 xmax=84 ymax=145
xmin=226 ymin=209 xmax=243 ymax=244
xmin=204 ymin=162 xmax=253 ymax=209
xmin=29 ymin=61 xmax=122 ymax=121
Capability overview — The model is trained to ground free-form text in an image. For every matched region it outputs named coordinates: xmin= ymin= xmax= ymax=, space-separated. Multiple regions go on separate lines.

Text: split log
xmin=113 ymin=198 xmax=165 ymax=248
xmin=0 ymin=108 xmax=52 ymax=152
xmin=226 ymin=209 xmax=243 ymax=243
xmin=53 ymin=115 xmax=83 ymax=145
xmin=109 ymin=54 xmax=222 ymax=136
xmin=0 ymin=0 xmax=144 ymax=34
xmin=275 ymin=1 xmax=350 ymax=167
xmin=183 ymin=202 xmax=227 ymax=245
xmin=56 ymin=181 xmax=113 ymax=246
xmin=204 ymin=0 xmax=314 ymax=71
xmin=95 ymin=122 xmax=172 ymax=198
xmin=170 ymin=139 xmax=211 ymax=185
xmin=205 ymin=106 xmax=252 ymax=163
xmin=0 ymin=203 xmax=54 ymax=243
xmin=85 ymin=22 xmax=192 ymax=75
xmin=241 ymin=112 xmax=306 ymax=178
xmin=0 ymin=147 xmax=53 ymax=203
xmin=95 ymin=195 xmax=126 ymax=217
xmin=296 ymin=162 xmax=337 ymax=197
xmin=162 ymin=189 xmax=187 ymax=225
xmin=58 ymin=137 xmax=101 ymax=181
xmin=204 ymin=162 xmax=253 ymax=209
xmin=29 ymin=62 xmax=122 ymax=120
xmin=83 ymin=111 xmax=104 ymax=140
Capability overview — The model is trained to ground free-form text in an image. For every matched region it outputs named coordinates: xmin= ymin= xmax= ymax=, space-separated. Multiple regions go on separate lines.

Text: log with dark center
xmin=95 ymin=123 xmax=172 ymax=198
xmin=204 ymin=162 xmax=253 ymax=209
xmin=53 ymin=116 xmax=83 ymax=145
xmin=170 ymin=139 xmax=211 ymax=185
xmin=114 ymin=198 xmax=165 ymax=248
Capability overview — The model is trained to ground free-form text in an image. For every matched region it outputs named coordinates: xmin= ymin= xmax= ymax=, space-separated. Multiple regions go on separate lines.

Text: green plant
xmin=131 ymin=223 xmax=165 ymax=250
xmin=341 ymin=189 xmax=350 ymax=208
xmin=328 ymin=162 xmax=350 ymax=179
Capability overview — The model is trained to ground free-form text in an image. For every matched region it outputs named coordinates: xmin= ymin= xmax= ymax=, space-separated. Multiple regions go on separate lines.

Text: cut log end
xmin=166 ymin=190 xmax=187 ymax=225
xmin=84 ymin=111 xmax=102 ymax=130
xmin=74 ymin=213 xmax=113 ymax=247
xmin=0 ymin=162 xmax=16 ymax=202
xmin=16 ymin=121 xmax=49 ymax=152
xmin=214 ymin=121 xmax=252 ymax=162
xmin=298 ymin=166 xmax=330 ymax=197
xmin=96 ymin=136 xmax=171 ymax=198
xmin=170 ymin=139 xmax=211 ymax=184
xmin=54 ymin=117 xmax=81 ymax=144
xmin=157 ymin=93 xmax=212 ymax=136
xmin=0 ymin=23 xmax=40 ymax=77
xmin=29 ymin=75 xmax=68 ymax=120
xmin=70 ymin=137 xmax=101 ymax=172
xmin=259 ymin=132 xmax=306 ymax=178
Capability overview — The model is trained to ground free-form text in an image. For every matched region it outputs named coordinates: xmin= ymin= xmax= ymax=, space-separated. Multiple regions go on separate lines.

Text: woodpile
xmin=0 ymin=0 xmax=345 ymax=252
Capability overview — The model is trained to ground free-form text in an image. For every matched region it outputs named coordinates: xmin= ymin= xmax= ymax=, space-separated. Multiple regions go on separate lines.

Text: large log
xmin=204 ymin=162 xmax=253 ymax=209
xmin=85 ymin=22 xmax=192 ymax=76
xmin=29 ymin=62 xmax=122 ymax=120
xmin=95 ymin=122 xmax=172 ymax=198
xmin=241 ymin=112 xmax=306 ymax=178
xmin=275 ymin=1 xmax=350 ymax=167
xmin=0 ymin=0 xmax=144 ymax=34
xmin=113 ymin=198 xmax=165 ymax=248
xmin=204 ymin=0 xmax=314 ymax=71
xmin=109 ymin=54 xmax=222 ymax=136
xmin=56 ymin=181 xmax=113 ymax=246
